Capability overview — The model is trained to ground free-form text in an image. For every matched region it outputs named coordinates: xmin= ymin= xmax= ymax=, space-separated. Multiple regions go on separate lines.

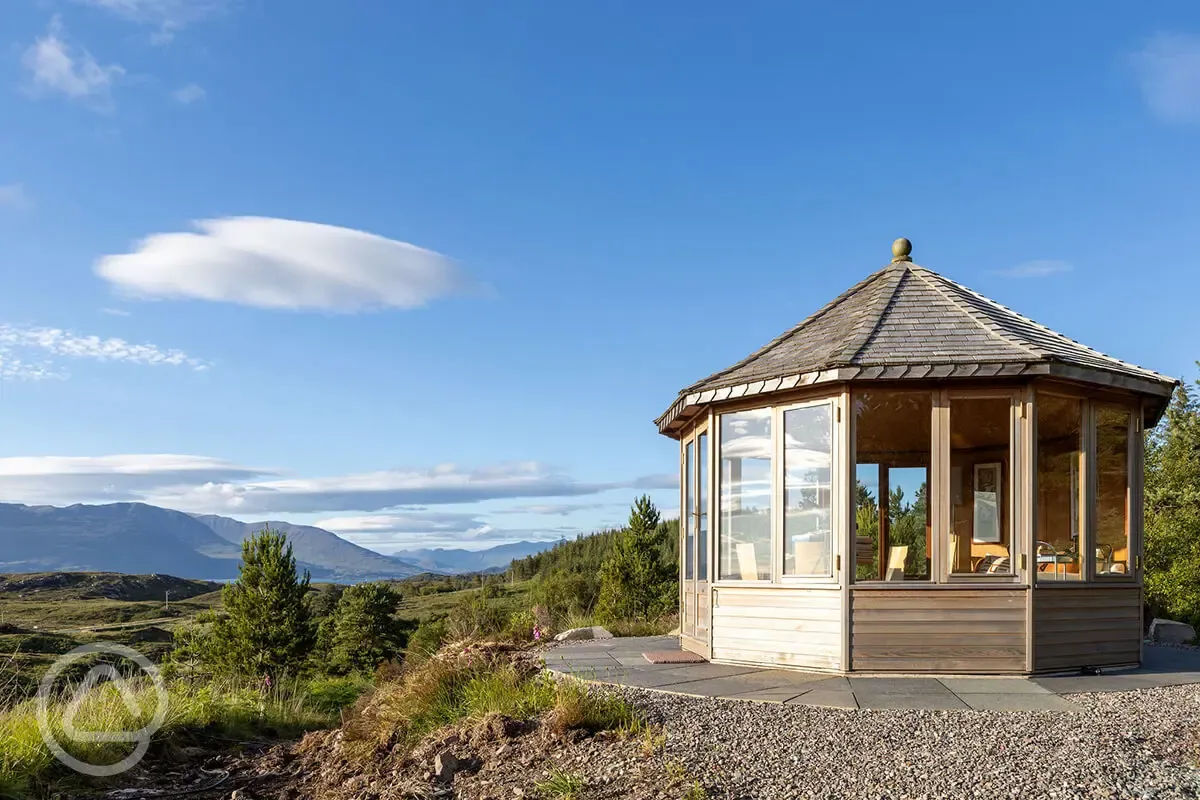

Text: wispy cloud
xmin=74 ymin=0 xmax=227 ymax=44
xmin=319 ymin=512 xmax=580 ymax=551
xmin=1129 ymin=33 xmax=1200 ymax=125
xmin=0 ymin=455 xmax=271 ymax=504
xmin=0 ymin=323 xmax=209 ymax=379
xmin=100 ymin=308 xmax=132 ymax=317
xmin=0 ymin=452 xmax=674 ymax=521
xmin=991 ymin=260 xmax=1073 ymax=279
xmin=172 ymin=83 xmax=206 ymax=105
xmin=0 ymin=184 xmax=33 ymax=211
xmin=150 ymin=462 xmax=657 ymax=515
xmin=495 ymin=503 xmax=609 ymax=516
xmin=22 ymin=15 xmax=124 ymax=109
xmin=96 ymin=217 xmax=475 ymax=312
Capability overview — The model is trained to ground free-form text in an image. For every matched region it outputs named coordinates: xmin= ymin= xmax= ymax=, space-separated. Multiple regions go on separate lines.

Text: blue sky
xmin=1 ymin=1 xmax=1198 ymax=552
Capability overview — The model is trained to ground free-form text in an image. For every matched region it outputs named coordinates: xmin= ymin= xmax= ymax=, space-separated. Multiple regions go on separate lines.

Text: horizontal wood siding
xmin=851 ymin=589 xmax=1027 ymax=673
xmin=711 ymin=587 xmax=842 ymax=670
xmin=1033 ymin=586 xmax=1141 ymax=672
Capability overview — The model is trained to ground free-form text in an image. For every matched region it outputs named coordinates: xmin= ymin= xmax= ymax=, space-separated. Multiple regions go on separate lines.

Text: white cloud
xmin=0 ymin=184 xmax=33 ymax=211
xmin=172 ymin=83 xmax=206 ymax=104
xmin=320 ymin=512 xmax=581 ymax=551
xmin=100 ymin=308 xmax=132 ymax=317
xmin=95 ymin=217 xmax=473 ymax=312
xmin=495 ymin=503 xmax=608 ymax=516
xmin=0 ymin=452 xmax=673 ymax=523
xmin=149 ymin=462 xmax=631 ymax=515
xmin=74 ymin=0 xmax=227 ymax=44
xmin=22 ymin=16 xmax=124 ymax=107
xmin=0 ymin=455 xmax=270 ymax=504
xmin=0 ymin=323 xmax=209 ymax=379
xmin=1130 ymin=33 xmax=1200 ymax=125
xmin=991 ymin=260 xmax=1073 ymax=279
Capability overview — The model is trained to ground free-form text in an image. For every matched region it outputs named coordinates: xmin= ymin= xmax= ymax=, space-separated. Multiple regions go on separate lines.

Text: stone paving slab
xmin=850 ymin=677 xmax=958 ymax=695
xmin=959 ymin=693 xmax=1081 ymax=712
xmin=939 ymin=677 xmax=1052 ymax=695
xmin=544 ymin=638 xmax=1200 ymax=712
xmin=856 ymin=693 xmax=968 ymax=710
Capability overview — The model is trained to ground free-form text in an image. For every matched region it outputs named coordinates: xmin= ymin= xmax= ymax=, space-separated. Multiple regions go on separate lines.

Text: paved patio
xmin=544 ymin=636 xmax=1200 ymax=711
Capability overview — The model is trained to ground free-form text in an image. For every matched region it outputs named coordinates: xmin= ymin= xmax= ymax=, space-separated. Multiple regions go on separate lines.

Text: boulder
xmin=1149 ymin=618 xmax=1197 ymax=645
xmin=552 ymin=626 xmax=614 ymax=642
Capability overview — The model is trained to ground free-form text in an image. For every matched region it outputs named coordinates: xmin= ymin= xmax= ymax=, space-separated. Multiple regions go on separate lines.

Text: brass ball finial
xmin=891 ymin=237 xmax=912 ymax=262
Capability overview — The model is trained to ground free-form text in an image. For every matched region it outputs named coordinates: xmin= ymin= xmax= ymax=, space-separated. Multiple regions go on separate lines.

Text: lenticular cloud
xmin=95 ymin=216 xmax=469 ymax=312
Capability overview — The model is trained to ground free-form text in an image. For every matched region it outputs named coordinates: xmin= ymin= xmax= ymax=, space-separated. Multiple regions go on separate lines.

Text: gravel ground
xmin=627 ymin=683 xmax=1200 ymax=800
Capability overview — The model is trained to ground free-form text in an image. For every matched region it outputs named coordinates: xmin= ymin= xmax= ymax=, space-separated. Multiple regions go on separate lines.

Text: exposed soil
xmin=87 ymin=714 xmax=684 ymax=800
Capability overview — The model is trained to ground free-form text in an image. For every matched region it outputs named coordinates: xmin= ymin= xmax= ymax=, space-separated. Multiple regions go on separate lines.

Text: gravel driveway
xmin=627 ymin=682 xmax=1200 ymax=799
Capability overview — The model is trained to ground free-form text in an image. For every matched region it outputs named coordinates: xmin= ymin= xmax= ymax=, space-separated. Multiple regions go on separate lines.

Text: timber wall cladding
xmin=1032 ymin=586 xmax=1141 ymax=671
xmin=711 ymin=587 xmax=842 ymax=670
xmin=850 ymin=589 xmax=1027 ymax=673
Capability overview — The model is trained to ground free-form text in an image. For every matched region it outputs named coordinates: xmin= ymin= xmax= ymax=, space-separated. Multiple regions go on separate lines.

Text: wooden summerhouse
xmin=658 ymin=238 xmax=1177 ymax=674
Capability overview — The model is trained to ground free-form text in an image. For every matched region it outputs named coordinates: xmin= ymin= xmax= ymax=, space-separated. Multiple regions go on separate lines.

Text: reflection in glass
xmin=719 ymin=409 xmax=772 ymax=580
xmin=949 ymin=397 xmax=1012 ymax=574
xmin=684 ymin=440 xmax=694 ymax=581
xmin=853 ymin=392 xmax=931 ymax=581
xmin=1094 ymin=406 xmax=1131 ymax=576
xmin=1036 ymin=395 xmax=1083 ymax=581
xmin=783 ymin=404 xmax=833 ymax=576
xmin=697 ymin=432 xmax=709 ymax=581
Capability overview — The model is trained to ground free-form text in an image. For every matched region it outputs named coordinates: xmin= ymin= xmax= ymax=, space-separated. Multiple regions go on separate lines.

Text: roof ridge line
xmin=909 ymin=266 xmax=1049 ymax=362
xmin=925 ymin=268 xmax=1173 ymax=381
xmin=679 ymin=264 xmax=891 ymax=392
xmin=830 ymin=263 xmax=908 ymax=365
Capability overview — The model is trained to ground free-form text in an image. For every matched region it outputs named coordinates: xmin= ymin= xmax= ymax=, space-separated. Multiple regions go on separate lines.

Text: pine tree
xmin=328 ymin=582 xmax=405 ymax=674
xmin=1144 ymin=375 xmax=1200 ymax=628
xmin=596 ymin=496 xmax=676 ymax=623
xmin=209 ymin=529 xmax=314 ymax=679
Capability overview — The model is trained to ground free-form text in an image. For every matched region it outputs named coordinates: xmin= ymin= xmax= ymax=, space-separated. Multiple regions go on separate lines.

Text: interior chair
xmin=735 ymin=542 xmax=760 ymax=581
xmin=885 ymin=546 xmax=908 ymax=581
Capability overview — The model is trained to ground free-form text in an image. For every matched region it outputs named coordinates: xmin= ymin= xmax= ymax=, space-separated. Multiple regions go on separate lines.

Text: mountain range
xmin=0 ymin=502 xmax=557 ymax=581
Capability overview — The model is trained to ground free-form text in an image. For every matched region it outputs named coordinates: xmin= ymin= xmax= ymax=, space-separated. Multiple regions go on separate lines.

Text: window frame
xmin=714 ymin=407 xmax=774 ymax=584
xmin=850 ymin=388 xmax=937 ymax=585
xmin=711 ymin=393 xmax=844 ymax=588
xmin=680 ymin=422 xmax=710 ymax=585
xmin=942 ymin=388 xmax=1023 ymax=584
xmin=777 ymin=397 xmax=839 ymax=585
xmin=1031 ymin=387 xmax=1141 ymax=585
xmin=1090 ymin=402 xmax=1137 ymax=583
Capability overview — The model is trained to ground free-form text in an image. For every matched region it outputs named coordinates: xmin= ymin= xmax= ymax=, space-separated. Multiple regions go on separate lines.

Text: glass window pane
xmin=853 ymin=392 xmax=932 ymax=581
xmin=1094 ymin=406 xmax=1131 ymax=576
xmin=949 ymin=397 xmax=1012 ymax=575
xmin=698 ymin=432 xmax=709 ymax=581
xmin=784 ymin=404 xmax=833 ymax=576
xmin=1036 ymin=395 xmax=1083 ymax=582
xmin=684 ymin=440 xmax=694 ymax=581
xmin=718 ymin=409 xmax=772 ymax=581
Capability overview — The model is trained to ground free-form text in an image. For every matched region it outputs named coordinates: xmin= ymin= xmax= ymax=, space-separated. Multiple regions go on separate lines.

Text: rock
xmin=1149 ymin=618 xmax=1196 ymax=645
xmin=553 ymin=626 xmax=614 ymax=642
xmin=433 ymin=751 xmax=459 ymax=783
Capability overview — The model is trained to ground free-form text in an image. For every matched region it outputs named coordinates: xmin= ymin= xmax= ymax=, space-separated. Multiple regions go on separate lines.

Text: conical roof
xmin=657 ymin=239 xmax=1177 ymax=435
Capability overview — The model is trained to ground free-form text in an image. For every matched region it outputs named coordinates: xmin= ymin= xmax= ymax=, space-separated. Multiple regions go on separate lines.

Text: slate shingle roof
xmin=657 ymin=256 xmax=1177 ymax=434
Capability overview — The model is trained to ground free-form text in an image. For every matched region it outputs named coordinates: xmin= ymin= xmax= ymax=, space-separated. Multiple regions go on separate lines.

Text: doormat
xmin=643 ymin=650 xmax=707 ymax=664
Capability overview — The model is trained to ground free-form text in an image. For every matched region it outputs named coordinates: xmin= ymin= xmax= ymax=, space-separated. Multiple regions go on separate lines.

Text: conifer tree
xmin=328 ymin=582 xmax=406 ymax=673
xmin=596 ymin=495 xmax=676 ymax=622
xmin=1144 ymin=375 xmax=1200 ymax=628
xmin=210 ymin=529 xmax=314 ymax=679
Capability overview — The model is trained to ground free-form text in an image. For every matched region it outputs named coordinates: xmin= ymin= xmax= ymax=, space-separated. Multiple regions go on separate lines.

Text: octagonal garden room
xmin=657 ymin=238 xmax=1178 ymax=675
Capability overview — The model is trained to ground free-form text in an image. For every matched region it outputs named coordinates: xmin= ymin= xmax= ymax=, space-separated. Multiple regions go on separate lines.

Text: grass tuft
xmin=535 ymin=767 xmax=586 ymax=799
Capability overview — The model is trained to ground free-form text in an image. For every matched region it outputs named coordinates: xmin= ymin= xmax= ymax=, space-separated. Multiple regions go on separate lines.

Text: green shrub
xmin=405 ymin=618 xmax=448 ymax=662
xmin=302 ymin=675 xmax=372 ymax=715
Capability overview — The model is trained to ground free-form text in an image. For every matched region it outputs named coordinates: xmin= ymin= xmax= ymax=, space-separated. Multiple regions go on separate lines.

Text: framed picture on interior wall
xmin=973 ymin=462 xmax=1001 ymax=543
